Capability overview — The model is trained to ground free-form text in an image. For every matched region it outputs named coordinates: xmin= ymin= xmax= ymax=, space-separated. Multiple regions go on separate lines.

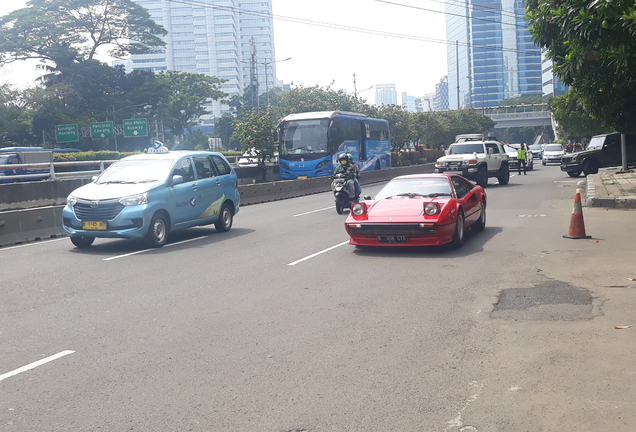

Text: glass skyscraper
xmin=446 ymin=0 xmax=542 ymax=110
xmin=131 ymin=0 xmax=277 ymax=120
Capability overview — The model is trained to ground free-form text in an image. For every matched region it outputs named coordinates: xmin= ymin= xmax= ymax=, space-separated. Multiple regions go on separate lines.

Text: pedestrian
xmin=517 ymin=143 xmax=528 ymax=175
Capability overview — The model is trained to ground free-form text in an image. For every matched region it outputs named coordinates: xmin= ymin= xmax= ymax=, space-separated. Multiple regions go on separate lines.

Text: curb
xmin=585 ymin=173 xmax=636 ymax=208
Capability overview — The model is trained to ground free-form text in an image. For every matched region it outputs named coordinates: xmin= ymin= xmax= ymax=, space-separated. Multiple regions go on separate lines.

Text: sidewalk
xmin=585 ymin=167 xmax=636 ymax=208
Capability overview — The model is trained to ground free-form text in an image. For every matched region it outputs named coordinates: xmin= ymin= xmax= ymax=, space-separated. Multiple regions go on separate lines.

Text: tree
xmin=214 ymin=113 xmax=239 ymax=150
xmin=275 ymin=85 xmax=365 ymax=118
xmin=548 ymin=90 xmax=606 ymax=141
xmin=234 ymin=108 xmax=277 ymax=169
xmin=153 ymin=71 xmax=227 ymax=141
xmin=0 ymin=0 xmax=167 ymax=70
xmin=526 ymin=0 xmax=636 ymax=133
xmin=0 ymin=84 xmax=36 ymax=146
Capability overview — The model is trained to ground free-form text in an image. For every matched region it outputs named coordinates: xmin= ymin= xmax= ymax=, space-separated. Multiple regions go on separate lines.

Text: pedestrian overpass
xmin=482 ymin=104 xmax=552 ymax=129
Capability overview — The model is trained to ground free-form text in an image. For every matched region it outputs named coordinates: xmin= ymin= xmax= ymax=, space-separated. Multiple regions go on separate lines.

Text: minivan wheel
xmin=71 ymin=236 xmax=94 ymax=248
xmin=215 ymin=203 xmax=233 ymax=232
xmin=145 ymin=213 xmax=169 ymax=247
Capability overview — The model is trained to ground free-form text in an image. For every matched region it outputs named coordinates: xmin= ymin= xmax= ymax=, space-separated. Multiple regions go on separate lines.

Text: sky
xmin=0 ymin=0 xmax=449 ymax=100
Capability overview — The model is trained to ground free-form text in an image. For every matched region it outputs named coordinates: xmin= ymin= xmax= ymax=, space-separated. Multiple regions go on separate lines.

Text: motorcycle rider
xmin=334 ymin=153 xmax=358 ymax=202
xmin=348 ymin=153 xmax=362 ymax=198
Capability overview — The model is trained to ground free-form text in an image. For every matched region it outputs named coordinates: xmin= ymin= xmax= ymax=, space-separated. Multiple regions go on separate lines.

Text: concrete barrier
xmin=0 ymin=163 xmax=435 ymax=246
xmin=0 ymin=206 xmax=65 ymax=247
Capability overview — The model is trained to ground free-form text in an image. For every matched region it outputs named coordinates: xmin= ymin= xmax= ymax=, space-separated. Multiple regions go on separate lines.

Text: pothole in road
xmin=492 ymin=280 xmax=595 ymax=321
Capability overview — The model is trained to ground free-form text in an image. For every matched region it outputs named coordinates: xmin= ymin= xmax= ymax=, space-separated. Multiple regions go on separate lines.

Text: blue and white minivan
xmin=62 ymin=146 xmax=240 ymax=248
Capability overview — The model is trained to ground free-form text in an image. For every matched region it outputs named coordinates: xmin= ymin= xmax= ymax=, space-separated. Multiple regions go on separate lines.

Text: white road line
xmin=293 ymin=206 xmax=335 ymax=217
xmin=0 ymin=238 xmax=66 ymax=251
xmin=288 ymin=241 xmax=349 ymax=266
xmin=103 ymin=236 xmax=208 ymax=261
xmin=0 ymin=350 xmax=75 ymax=382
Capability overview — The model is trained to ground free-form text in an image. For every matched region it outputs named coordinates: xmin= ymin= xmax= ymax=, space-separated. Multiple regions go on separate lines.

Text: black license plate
xmin=377 ymin=235 xmax=408 ymax=243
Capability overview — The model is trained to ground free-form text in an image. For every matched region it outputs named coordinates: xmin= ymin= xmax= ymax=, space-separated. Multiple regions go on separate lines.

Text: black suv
xmin=561 ymin=133 xmax=636 ymax=177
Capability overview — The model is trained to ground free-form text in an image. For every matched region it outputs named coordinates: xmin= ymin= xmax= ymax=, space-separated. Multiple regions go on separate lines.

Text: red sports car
xmin=344 ymin=174 xmax=486 ymax=248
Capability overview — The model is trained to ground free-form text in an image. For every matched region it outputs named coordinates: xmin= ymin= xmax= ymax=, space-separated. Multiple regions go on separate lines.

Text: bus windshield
xmin=280 ymin=119 xmax=329 ymax=155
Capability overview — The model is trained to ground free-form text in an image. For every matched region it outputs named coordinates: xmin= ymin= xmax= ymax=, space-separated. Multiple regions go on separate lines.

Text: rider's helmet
xmin=347 ymin=153 xmax=354 ymax=163
xmin=338 ymin=153 xmax=349 ymax=165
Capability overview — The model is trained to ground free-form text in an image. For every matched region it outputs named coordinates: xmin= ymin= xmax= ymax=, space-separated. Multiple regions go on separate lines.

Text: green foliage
xmin=547 ymin=90 xmax=606 ymax=140
xmin=153 ymin=71 xmax=227 ymax=138
xmin=215 ymin=113 xmax=239 ymax=150
xmin=275 ymin=85 xmax=366 ymax=118
xmin=526 ymin=0 xmax=636 ymax=133
xmin=0 ymin=0 xmax=167 ymax=68
xmin=498 ymin=95 xmax=548 ymax=106
xmin=234 ymin=108 xmax=277 ymax=167
xmin=52 ymin=150 xmax=131 ymax=162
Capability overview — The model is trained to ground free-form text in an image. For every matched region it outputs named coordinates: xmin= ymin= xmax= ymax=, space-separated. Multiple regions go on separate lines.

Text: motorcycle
xmin=331 ymin=173 xmax=358 ymax=214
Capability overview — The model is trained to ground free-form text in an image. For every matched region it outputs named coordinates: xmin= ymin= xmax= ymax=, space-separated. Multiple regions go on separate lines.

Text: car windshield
xmin=375 ymin=177 xmax=453 ymax=200
xmin=95 ymin=158 xmax=174 ymax=184
xmin=529 ymin=145 xmax=542 ymax=150
xmin=545 ymin=145 xmax=563 ymax=151
xmin=448 ymin=143 xmax=485 ymax=155
xmin=587 ymin=136 xmax=605 ymax=150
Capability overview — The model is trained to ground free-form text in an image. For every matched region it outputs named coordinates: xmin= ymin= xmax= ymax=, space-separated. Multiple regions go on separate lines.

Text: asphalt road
xmin=3 ymin=162 xmax=636 ymax=431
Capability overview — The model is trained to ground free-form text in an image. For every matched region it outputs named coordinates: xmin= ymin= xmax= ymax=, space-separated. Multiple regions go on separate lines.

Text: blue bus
xmin=276 ymin=111 xmax=391 ymax=180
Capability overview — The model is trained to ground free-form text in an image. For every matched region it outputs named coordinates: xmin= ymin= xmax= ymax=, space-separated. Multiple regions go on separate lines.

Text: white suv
xmin=435 ymin=134 xmax=510 ymax=187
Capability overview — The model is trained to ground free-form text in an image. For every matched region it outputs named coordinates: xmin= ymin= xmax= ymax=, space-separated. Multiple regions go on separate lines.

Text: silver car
xmin=542 ymin=144 xmax=565 ymax=165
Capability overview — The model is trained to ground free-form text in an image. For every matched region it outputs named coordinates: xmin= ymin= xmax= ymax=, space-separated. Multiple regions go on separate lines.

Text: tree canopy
xmin=0 ymin=0 xmax=166 ymax=69
xmin=526 ymin=0 xmax=636 ymax=133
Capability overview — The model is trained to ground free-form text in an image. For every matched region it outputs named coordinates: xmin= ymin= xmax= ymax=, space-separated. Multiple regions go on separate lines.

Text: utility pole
xmin=353 ymin=72 xmax=358 ymax=98
xmin=456 ymin=41 xmax=460 ymax=109
xmin=249 ymin=38 xmax=259 ymax=109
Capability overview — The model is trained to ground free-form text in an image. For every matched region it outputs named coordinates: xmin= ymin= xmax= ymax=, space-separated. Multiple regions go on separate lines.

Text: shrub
xmin=416 ymin=158 xmax=428 ymax=164
xmin=401 ymin=159 xmax=412 ymax=166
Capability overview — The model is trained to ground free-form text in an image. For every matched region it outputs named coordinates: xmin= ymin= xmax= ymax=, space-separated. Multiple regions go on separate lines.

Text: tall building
xmin=375 ymin=84 xmax=398 ymax=105
xmin=433 ymin=76 xmax=449 ymax=111
xmin=130 ymin=0 xmax=277 ymax=121
xmin=402 ymin=92 xmax=417 ymax=112
xmin=541 ymin=49 xmax=568 ymax=97
xmin=446 ymin=0 xmax=542 ymax=110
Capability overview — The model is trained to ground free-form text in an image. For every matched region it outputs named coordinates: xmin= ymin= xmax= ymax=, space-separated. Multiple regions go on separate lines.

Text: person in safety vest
xmin=517 ymin=143 xmax=528 ymax=175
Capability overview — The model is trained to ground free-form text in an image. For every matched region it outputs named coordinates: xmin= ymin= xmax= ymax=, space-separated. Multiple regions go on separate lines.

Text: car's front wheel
xmin=567 ymin=170 xmax=582 ymax=178
xmin=70 ymin=236 xmax=94 ymax=248
xmin=583 ymin=159 xmax=599 ymax=176
xmin=476 ymin=167 xmax=488 ymax=187
xmin=449 ymin=211 xmax=465 ymax=249
xmin=497 ymin=166 xmax=510 ymax=185
xmin=542 ymin=159 xmax=546 ymax=166
xmin=214 ymin=203 xmax=234 ymax=232
xmin=145 ymin=213 xmax=169 ymax=248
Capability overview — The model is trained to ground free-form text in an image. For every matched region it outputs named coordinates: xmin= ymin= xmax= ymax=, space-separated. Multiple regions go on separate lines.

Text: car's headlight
xmin=424 ymin=202 xmax=439 ymax=216
xmin=67 ymin=195 xmax=77 ymax=206
xmin=352 ymin=202 xmax=367 ymax=216
xmin=119 ymin=193 xmax=148 ymax=206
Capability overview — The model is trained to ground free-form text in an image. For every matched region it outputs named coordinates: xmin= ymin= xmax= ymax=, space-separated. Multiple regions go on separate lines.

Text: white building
xmin=375 ymin=84 xmax=397 ymax=106
xmin=130 ymin=0 xmax=278 ymax=121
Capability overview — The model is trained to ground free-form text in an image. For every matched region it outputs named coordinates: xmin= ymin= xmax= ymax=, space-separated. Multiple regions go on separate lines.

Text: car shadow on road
xmin=350 ymin=226 xmax=503 ymax=258
xmin=66 ymin=227 xmax=255 ymax=256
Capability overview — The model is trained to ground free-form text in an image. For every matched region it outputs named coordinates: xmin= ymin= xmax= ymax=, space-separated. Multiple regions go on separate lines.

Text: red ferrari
xmin=344 ymin=174 xmax=486 ymax=248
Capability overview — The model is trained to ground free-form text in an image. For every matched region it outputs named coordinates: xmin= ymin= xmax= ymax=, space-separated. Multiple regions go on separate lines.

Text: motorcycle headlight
xmin=67 ymin=195 xmax=77 ymax=206
xmin=119 ymin=193 xmax=148 ymax=206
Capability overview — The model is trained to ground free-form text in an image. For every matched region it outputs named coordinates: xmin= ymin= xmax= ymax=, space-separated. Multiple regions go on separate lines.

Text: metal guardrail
xmin=0 ymin=156 xmax=279 ymax=183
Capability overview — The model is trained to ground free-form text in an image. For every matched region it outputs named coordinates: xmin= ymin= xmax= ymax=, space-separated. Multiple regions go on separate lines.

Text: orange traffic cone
xmin=563 ymin=192 xmax=591 ymax=239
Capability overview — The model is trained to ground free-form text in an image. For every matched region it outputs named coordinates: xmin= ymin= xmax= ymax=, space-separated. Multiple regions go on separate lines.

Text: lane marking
xmin=288 ymin=241 xmax=349 ymax=266
xmin=293 ymin=206 xmax=335 ymax=217
xmin=0 ymin=350 xmax=75 ymax=382
xmin=103 ymin=236 xmax=208 ymax=261
xmin=0 ymin=238 xmax=66 ymax=251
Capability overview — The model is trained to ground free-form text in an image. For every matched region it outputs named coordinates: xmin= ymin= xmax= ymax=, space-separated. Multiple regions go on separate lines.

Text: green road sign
xmin=123 ymin=118 xmax=148 ymax=138
xmin=90 ymin=121 xmax=114 ymax=140
xmin=55 ymin=124 xmax=79 ymax=143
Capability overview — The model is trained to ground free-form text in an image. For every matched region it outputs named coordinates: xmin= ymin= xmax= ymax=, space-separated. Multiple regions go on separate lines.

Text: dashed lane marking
xmin=293 ymin=206 xmax=335 ymax=217
xmin=0 ymin=350 xmax=75 ymax=382
xmin=288 ymin=241 xmax=349 ymax=266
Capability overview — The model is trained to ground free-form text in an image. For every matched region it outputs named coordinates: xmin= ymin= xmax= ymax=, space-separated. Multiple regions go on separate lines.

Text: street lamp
xmin=261 ymin=57 xmax=291 ymax=106
xmin=466 ymin=76 xmax=485 ymax=115
xmin=355 ymin=85 xmax=374 ymax=100
xmin=107 ymin=103 xmax=151 ymax=151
